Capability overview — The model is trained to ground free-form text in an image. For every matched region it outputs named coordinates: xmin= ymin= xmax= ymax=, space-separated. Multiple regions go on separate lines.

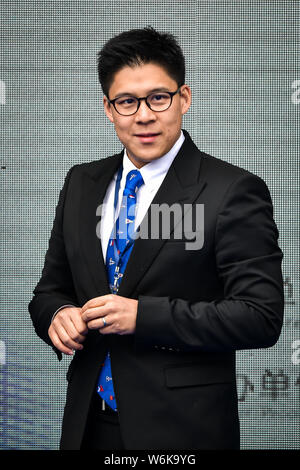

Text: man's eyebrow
xmin=112 ymin=88 xmax=172 ymax=99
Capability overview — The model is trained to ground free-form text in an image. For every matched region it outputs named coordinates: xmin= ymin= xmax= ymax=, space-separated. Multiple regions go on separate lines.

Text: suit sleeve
xmin=28 ymin=166 xmax=80 ymax=353
xmin=135 ymin=173 xmax=284 ymax=352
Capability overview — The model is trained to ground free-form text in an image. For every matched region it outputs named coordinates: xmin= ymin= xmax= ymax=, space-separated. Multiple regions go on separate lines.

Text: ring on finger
xmin=102 ymin=316 xmax=107 ymax=327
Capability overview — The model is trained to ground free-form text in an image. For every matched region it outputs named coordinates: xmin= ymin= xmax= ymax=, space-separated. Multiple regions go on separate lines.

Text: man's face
xmin=103 ymin=63 xmax=191 ymax=168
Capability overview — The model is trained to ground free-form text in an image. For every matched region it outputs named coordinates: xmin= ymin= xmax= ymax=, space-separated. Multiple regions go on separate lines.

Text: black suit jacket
xmin=29 ymin=130 xmax=284 ymax=449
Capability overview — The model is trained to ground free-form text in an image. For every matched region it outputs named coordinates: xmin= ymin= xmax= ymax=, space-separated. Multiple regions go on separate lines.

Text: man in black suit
xmin=29 ymin=27 xmax=284 ymax=450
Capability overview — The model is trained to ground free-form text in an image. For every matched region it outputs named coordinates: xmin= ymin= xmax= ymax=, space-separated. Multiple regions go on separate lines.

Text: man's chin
xmin=126 ymin=149 xmax=165 ymax=168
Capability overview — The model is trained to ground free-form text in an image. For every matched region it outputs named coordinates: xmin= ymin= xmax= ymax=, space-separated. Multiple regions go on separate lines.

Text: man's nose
xmin=135 ymin=99 xmax=156 ymax=122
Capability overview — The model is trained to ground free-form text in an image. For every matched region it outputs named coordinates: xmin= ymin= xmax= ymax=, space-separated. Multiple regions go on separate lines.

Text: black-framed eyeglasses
xmin=108 ymin=87 xmax=182 ymax=116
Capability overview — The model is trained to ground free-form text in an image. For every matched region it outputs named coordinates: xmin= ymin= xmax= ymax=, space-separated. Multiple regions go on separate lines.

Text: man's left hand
xmin=81 ymin=294 xmax=138 ymax=335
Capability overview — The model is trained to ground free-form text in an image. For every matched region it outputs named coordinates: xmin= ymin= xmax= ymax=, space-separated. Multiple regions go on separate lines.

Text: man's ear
xmin=180 ymin=85 xmax=192 ymax=116
xmin=103 ymin=96 xmax=114 ymax=123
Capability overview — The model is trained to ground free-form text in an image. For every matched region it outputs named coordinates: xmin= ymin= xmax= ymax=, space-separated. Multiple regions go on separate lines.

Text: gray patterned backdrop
xmin=0 ymin=0 xmax=299 ymax=449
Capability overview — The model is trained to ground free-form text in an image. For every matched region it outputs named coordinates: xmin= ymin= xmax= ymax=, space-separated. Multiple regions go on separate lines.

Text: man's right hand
xmin=48 ymin=306 xmax=88 ymax=355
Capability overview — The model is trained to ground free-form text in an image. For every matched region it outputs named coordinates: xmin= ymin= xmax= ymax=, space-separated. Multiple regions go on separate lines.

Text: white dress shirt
xmin=100 ymin=131 xmax=185 ymax=262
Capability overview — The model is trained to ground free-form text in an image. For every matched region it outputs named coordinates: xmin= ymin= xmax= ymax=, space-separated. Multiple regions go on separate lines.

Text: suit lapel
xmin=79 ymin=151 xmax=123 ymax=295
xmin=118 ymin=131 xmax=207 ymax=297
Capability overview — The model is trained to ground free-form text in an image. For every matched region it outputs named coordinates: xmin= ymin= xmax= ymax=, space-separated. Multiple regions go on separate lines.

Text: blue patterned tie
xmin=97 ymin=169 xmax=144 ymax=411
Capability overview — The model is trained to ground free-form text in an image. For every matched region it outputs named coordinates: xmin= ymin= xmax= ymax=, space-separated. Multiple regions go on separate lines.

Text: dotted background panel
xmin=0 ymin=0 xmax=299 ymax=450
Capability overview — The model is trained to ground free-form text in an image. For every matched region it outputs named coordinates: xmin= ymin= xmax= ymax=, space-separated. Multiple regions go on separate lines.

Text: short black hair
xmin=97 ymin=26 xmax=185 ymax=97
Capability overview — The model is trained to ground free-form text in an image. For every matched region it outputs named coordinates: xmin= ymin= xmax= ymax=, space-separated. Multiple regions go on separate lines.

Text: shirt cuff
xmin=51 ymin=304 xmax=77 ymax=322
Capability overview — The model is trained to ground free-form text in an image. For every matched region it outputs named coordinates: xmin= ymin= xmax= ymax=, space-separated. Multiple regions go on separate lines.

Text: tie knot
xmin=124 ymin=169 xmax=144 ymax=194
